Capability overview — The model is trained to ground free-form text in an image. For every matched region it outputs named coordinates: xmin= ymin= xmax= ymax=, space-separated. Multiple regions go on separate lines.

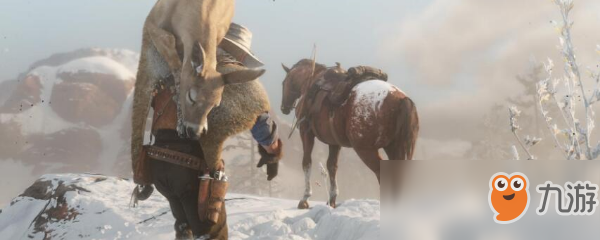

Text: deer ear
xmin=147 ymin=24 xmax=182 ymax=73
xmin=192 ymin=42 xmax=207 ymax=76
xmin=282 ymin=63 xmax=291 ymax=73
xmin=223 ymin=69 xmax=266 ymax=85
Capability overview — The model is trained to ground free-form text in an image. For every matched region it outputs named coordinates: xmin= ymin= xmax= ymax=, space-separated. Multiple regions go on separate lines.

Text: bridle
xmin=281 ymin=75 xmax=301 ymax=111
xmin=283 ymin=44 xmax=318 ymax=113
xmin=282 ymin=61 xmax=318 ymax=112
xmin=284 ymin=46 xmax=319 ymax=138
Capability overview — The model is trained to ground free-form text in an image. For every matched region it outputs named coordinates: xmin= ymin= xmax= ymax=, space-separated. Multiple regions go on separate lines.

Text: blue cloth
xmin=251 ymin=113 xmax=277 ymax=146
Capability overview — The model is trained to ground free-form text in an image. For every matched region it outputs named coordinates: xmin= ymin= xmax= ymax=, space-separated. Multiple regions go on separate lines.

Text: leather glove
xmin=257 ymin=139 xmax=283 ymax=181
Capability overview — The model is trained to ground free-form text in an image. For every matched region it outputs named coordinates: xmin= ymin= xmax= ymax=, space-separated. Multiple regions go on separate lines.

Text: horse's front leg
xmin=298 ymin=125 xmax=315 ymax=209
xmin=326 ymin=145 xmax=341 ymax=208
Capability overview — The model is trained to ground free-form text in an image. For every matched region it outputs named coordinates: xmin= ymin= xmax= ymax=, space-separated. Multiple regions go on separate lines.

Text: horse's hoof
xmin=298 ymin=200 xmax=310 ymax=209
xmin=328 ymin=201 xmax=336 ymax=208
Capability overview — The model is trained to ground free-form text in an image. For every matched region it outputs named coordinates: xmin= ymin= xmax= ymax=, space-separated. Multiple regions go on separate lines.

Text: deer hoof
xmin=297 ymin=200 xmax=310 ymax=209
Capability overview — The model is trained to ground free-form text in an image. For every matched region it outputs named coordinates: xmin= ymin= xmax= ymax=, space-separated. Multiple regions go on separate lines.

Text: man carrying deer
xmin=129 ymin=1 xmax=282 ymax=239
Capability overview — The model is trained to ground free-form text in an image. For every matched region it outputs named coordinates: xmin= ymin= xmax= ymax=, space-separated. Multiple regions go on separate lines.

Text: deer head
xmin=149 ymin=25 xmax=265 ymax=138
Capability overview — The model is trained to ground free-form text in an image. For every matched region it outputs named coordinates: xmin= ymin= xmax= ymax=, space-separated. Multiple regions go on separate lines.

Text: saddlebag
xmin=329 ymin=66 xmax=388 ymax=107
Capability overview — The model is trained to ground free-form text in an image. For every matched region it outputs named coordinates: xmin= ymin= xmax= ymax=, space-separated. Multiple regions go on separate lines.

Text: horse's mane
xmin=292 ymin=59 xmax=327 ymax=71
xmin=292 ymin=59 xmax=328 ymax=93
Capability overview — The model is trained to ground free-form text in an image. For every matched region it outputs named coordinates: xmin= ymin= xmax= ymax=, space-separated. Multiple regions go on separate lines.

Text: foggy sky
xmin=392 ymin=0 xmax=600 ymax=158
xmin=0 ymin=0 xmax=431 ymax=110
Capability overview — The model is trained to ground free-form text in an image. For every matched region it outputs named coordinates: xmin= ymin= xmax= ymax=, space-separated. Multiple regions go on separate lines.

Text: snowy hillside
xmin=0 ymin=174 xmax=379 ymax=240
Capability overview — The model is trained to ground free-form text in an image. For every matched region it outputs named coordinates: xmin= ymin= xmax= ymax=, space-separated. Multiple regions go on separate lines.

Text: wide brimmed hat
xmin=220 ymin=23 xmax=264 ymax=68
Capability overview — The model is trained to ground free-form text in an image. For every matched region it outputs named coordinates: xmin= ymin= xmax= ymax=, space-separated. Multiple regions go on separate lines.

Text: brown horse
xmin=281 ymin=59 xmax=419 ymax=209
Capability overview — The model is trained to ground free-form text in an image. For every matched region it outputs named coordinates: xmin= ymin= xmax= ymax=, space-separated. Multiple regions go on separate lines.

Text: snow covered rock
xmin=0 ymin=174 xmax=379 ymax=240
xmin=23 ymin=128 xmax=103 ymax=173
xmin=0 ymin=48 xmax=139 ymax=175
xmin=1 ymin=49 xmax=137 ymax=126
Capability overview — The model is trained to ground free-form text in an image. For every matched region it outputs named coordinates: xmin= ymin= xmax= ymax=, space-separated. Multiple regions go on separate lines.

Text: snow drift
xmin=0 ymin=174 xmax=379 ymax=240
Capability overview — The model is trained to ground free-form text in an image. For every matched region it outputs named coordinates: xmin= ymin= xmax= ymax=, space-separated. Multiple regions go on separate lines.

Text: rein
xmin=287 ymin=46 xmax=318 ymax=138
xmin=287 ymin=65 xmax=326 ymax=138
xmin=284 ymin=62 xmax=346 ymax=143
xmin=285 ymin=78 xmax=305 ymax=139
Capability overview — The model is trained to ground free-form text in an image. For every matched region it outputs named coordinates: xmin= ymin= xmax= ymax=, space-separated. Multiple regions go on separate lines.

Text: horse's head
xmin=280 ymin=60 xmax=321 ymax=115
xmin=280 ymin=63 xmax=299 ymax=115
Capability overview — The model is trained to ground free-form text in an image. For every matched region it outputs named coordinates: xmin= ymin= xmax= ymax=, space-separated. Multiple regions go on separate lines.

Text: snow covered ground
xmin=0 ymin=174 xmax=379 ymax=240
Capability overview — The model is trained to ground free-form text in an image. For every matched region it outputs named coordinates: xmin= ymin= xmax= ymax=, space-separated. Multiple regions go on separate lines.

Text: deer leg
xmin=131 ymin=83 xmax=152 ymax=161
xmin=327 ymin=145 xmax=341 ymax=208
xmin=200 ymin=139 xmax=225 ymax=172
xmin=131 ymin=38 xmax=155 ymax=175
xmin=298 ymin=127 xmax=315 ymax=209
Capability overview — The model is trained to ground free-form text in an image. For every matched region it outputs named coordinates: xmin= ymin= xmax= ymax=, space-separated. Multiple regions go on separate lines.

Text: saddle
xmin=305 ymin=64 xmax=388 ymax=118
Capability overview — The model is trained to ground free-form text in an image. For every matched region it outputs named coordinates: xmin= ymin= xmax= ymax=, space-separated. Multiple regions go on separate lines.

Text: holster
xmin=133 ymin=145 xmax=153 ymax=185
xmin=198 ymin=177 xmax=228 ymax=224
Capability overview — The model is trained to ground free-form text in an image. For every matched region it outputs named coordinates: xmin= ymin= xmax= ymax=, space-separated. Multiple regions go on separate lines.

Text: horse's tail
xmin=396 ymin=97 xmax=419 ymax=160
